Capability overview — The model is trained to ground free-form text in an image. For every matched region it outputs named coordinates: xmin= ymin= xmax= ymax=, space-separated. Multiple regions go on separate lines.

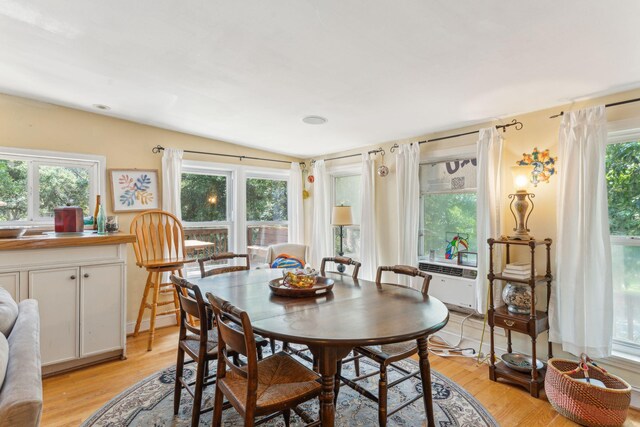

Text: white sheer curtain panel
xmin=161 ymin=148 xmax=183 ymax=217
xmin=396 ymin=143 xmax=421 ymax=279
xmin=550 ymin=105 xmax=613 ymax=358
xmin=309 ymin=160 xmax=332 ymax=269
xmin=475 ymin=127 xmax=503 ymax=314
xmin=359 ymin=153 xmax=377 ymax=280
xmin=288 ymin=162 xmax=304 ymax=244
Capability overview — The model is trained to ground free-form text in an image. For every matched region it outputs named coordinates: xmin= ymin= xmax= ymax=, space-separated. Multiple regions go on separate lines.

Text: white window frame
xmin=418 ymin=144 xmax=477 ymax=260
xmin=329 ymin=163 xmax=362 ymax=259
xmin=181 ymin=160 xmax=236 ymax=252
xmin=0 ymin=146 xmax=105 ymax=226
xmin=606 ymin=122 xmax=640 ymax=358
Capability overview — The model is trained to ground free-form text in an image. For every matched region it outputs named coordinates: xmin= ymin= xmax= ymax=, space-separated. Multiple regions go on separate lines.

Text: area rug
xmin=82 ymin=349 xmax=497 ymax=426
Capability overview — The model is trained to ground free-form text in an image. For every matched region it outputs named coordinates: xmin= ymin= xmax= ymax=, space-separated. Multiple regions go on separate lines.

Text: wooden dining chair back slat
xmin=320 ymin=256 xmax=362 ymax=279
xmin=131 ymin=210 xmax=186 ymax=266
xmin=199 ymin=252 xmax=251 ymax=278
xmin=171 ymin=275 xmax=209 ymax=338
xmin=209 ymin=293 xmax=259 ymax=382
xmin=375 ymin=265 xmax=431 ymax=294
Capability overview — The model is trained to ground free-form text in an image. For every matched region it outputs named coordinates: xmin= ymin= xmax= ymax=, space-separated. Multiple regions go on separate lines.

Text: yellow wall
xmin=0 ymin=93 xmax=300 ymax=323
xmin=303 ymin=87 xmax=640 ymax=392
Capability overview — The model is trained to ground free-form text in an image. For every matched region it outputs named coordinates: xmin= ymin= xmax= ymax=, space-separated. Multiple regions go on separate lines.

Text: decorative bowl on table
xmin=501 ymin=352 xmax=544 ymax=372
xmin=269 ymin=271 xmax=334 ymax=298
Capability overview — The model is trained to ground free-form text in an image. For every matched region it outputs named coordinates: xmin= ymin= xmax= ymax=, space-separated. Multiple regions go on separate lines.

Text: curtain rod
xmin=387 ymin=119 xmax=523 ymax=152
xmin=548 ymin=97 xmax=640 ymax=119
xmin=311 ymin=147 xmax=385 ymax=165
xmin=151 ymin=145 xmax=303 ymax=166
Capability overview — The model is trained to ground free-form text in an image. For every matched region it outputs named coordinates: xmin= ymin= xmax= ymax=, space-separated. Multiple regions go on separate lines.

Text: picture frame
xmin=109 ymin=169 xmax=160 ymax=212
xmin=457 ymin=251 xmax=478 ymax=268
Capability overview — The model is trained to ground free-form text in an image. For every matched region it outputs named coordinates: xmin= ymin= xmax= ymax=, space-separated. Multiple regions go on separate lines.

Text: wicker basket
xmin=545 ymin=356 xmax=631 ymax=426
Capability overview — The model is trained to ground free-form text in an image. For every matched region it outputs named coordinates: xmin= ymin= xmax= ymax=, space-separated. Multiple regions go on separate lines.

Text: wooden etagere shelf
xmin=487 ymin=237 xmax=553 ymax=398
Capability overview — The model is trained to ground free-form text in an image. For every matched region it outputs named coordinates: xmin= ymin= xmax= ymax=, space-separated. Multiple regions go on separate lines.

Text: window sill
xmin=598 ymin=350 xmax=640 ymax=373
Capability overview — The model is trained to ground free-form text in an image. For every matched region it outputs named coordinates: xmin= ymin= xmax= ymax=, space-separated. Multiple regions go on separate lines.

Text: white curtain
xmin=309 ymin=160 xmax=332 ymax=269
xmin=359 ymin=153 xmax=377 ymax=280
xmin=550 ymin=105 xmax=613 ymax=358
xmin=396 ymin=143 xmax=421 ymax=271
xmin=476 ymin=127 xmax=503 ymax=314
xmin=288 ymin=162 xmax=304 ymax=244
xmin=161 ymin=148 xmax=183 ymax=217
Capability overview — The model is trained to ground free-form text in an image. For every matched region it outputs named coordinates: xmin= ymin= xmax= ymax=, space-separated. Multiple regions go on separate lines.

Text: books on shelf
xmin=501 ymin=262 xmax=537 ymax=279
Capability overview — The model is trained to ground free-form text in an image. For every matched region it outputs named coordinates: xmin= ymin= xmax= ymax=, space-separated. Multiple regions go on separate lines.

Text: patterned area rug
xmin=82 ymin=348 xmax=497 ymax=426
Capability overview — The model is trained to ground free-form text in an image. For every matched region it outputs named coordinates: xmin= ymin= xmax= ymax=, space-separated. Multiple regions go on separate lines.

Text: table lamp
xmin=508 ymin=165 xmax=535 ymax=240
xmin=331 ymin=205 xmax=353 ymax=273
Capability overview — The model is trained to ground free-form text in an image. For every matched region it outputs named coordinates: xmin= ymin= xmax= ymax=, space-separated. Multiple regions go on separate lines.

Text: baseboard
xmin=126 ymin=314 xmax=177 ymax=335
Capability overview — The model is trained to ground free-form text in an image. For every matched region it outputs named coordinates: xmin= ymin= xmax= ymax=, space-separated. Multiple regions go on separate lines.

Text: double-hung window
xmin=419 ymin=157 xmax=477 ymax=262
xmin=180 ymin=162 xmax=233 ymax=272
xmin=245 ymin=171 xmax=289 ymax=264
xmin=0 ymin=147 xmax=103 ymax=225
xmin=606 ymin=124 xmax=640 ymax=356
xmin=331 ymin=169 xmax=361 ymax=259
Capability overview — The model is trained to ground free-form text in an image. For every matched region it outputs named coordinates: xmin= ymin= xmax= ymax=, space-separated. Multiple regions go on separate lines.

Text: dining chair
xmin=340 ymin=265 xmax=432 ymax=427
xmin=207 ymin=292 xmax=322 ymax=427
xmin=320 ymin=256 xmax=361 ymax=279
xmin=199 ymin=252 xmax=276 ymax=355
xmin=265 ymin=243 xmax=308 ymax=266
xmin=198 ymin=252 xmax=250 ymax=278
xmin=171 ymin=275 xmax=219 ymax=427
xmin=130 ymin=209 xmax=189 ymax=351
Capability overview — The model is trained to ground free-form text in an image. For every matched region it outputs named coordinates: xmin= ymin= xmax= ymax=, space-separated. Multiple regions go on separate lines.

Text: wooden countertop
xmin=0 ymin=232 xmax=136 ymax=251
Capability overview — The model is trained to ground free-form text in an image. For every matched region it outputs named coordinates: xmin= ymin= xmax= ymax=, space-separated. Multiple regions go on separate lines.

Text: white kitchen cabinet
xmin=0 ymin=272 xmax=19 ymax=300
xmin=29 ymin=267 xmax=80 ymax=365
xmin=80 ymin=263 xmax=124 ymax=357
xmin=0 ymin=234 xmax=133 ymax=375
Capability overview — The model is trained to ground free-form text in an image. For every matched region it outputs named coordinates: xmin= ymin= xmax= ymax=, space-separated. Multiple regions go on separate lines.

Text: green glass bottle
xmin=97 ymin=204 xmax=107 ymax=235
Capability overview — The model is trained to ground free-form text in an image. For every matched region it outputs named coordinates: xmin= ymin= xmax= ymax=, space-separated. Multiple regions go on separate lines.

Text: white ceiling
xmin=1 ymin=1 xmax=640 ymax=157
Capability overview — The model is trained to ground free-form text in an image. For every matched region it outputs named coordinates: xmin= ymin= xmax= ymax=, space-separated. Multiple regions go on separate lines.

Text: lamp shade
xmin=332 ymin=205 xmax=353 ymax=226
xmin=511 ymin=165 xmax=534 ymax=191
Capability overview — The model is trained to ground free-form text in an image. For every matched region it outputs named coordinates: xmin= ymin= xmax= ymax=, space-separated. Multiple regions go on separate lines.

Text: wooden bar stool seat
xmin=130 ymin=210 xmax=189 ymax=351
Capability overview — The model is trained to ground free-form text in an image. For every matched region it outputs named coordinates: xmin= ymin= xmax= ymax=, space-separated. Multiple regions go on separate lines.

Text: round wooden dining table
xmin=190 ymin=268 xmax=449 ymax=427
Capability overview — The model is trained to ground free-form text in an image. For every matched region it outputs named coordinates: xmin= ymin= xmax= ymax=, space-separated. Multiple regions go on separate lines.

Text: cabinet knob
xmin=70 ymin=275 xmax=76 ymax=280
xmin=84 ymin=273 xmax=90 ymax=278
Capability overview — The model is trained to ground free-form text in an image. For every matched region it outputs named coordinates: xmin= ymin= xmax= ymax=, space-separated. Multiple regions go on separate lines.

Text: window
xmin=419 ymin=158 xmax=477 ymax=262
xmin=0 ymin=147 xmax=103 ymax=224
xmin=246 ymin=175 xmax=288 ymax=264
xmin=332 ymin=172 xmax=361 ymax=259
xmin=606 ymin=130 xmax=640 ymax=355
xmin=180 ymin=165 xmax=233 ymax=273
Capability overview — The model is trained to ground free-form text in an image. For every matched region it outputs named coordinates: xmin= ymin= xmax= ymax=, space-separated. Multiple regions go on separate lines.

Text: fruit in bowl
xmin=283 ymin=270 xmax=317 ymax=289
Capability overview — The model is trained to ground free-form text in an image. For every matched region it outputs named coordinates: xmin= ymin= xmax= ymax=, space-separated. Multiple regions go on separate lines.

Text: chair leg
xmin=353 ymin=350 xmax=361 ymax=377
xmin=171 ymin=270 xmax=181 ymax=325
xmin=378 ymin=364 xmax=388 ymax=427
xmin=174 ymin=345 xmax=185 ymax=415
xmin=270 ymin=339 xmax=276 ymax=355
xmin=334 ymin=360 xmax=342 ymax=404
xmin=190 ymin=356 xmax=206 ymax=427
xmin=211 ymin=380 xmax=224 ymax=427
xmin=257 ymin=344 xmax=263 ymax=360
xmin=147 ymin=271 xmax=161 ymax=351
xmin=133 ymin=271 xmax=153 ymax=337
xmin=283 ymin=408 xmax=291 ymax=427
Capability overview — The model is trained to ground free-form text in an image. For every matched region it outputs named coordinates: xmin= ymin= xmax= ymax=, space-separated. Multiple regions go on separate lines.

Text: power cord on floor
xmin=428 ymin=313 xmax=477 ymax=358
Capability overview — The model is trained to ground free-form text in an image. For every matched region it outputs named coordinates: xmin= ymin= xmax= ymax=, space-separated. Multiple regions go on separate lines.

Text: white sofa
xmin=0 ymin=288 xmax=42 ymax=426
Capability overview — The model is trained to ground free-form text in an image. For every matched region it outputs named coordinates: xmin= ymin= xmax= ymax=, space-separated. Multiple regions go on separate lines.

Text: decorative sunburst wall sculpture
xmin=516 ymin=147 xmax=558 ymax=186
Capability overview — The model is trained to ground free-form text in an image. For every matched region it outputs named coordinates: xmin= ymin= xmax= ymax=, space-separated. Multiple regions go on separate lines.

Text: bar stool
xmin=130 ymin=210 xmax=190 ymax=351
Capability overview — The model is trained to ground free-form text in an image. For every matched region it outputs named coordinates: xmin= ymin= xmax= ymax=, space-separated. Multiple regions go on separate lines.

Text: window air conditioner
xmin=418 ymin=260 xmax=477 ymax=313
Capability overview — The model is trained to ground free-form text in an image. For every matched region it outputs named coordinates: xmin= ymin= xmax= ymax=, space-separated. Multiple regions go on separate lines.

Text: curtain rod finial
xmin=152 ymin=145 xmax=164 ymax=154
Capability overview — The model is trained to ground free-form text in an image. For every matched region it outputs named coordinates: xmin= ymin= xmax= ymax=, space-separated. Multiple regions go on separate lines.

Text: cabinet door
xmin=0 ymin=272 xmax=19 ymax=300
xmin=80 ymin=263 xmax=124 ymax=357
xmin=29 ymin=267 xmax=80 ymax=366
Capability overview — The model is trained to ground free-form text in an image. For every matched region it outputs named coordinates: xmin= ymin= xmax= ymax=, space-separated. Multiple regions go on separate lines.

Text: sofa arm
xmin=0 ymin=300 xmax=42 ymax=427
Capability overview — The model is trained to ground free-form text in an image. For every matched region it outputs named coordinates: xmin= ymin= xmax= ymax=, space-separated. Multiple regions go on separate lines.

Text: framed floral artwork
xmin=109 ymin=169 xmax=160 ymax=212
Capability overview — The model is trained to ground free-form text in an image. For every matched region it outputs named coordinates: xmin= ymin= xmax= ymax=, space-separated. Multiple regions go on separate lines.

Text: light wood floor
xmin=43 ymin=326 xmax=640 ymax=426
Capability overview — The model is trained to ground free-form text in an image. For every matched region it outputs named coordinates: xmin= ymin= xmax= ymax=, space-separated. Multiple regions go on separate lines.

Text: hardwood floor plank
xmin=42 ymin=326 xmax=640 ymax=426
